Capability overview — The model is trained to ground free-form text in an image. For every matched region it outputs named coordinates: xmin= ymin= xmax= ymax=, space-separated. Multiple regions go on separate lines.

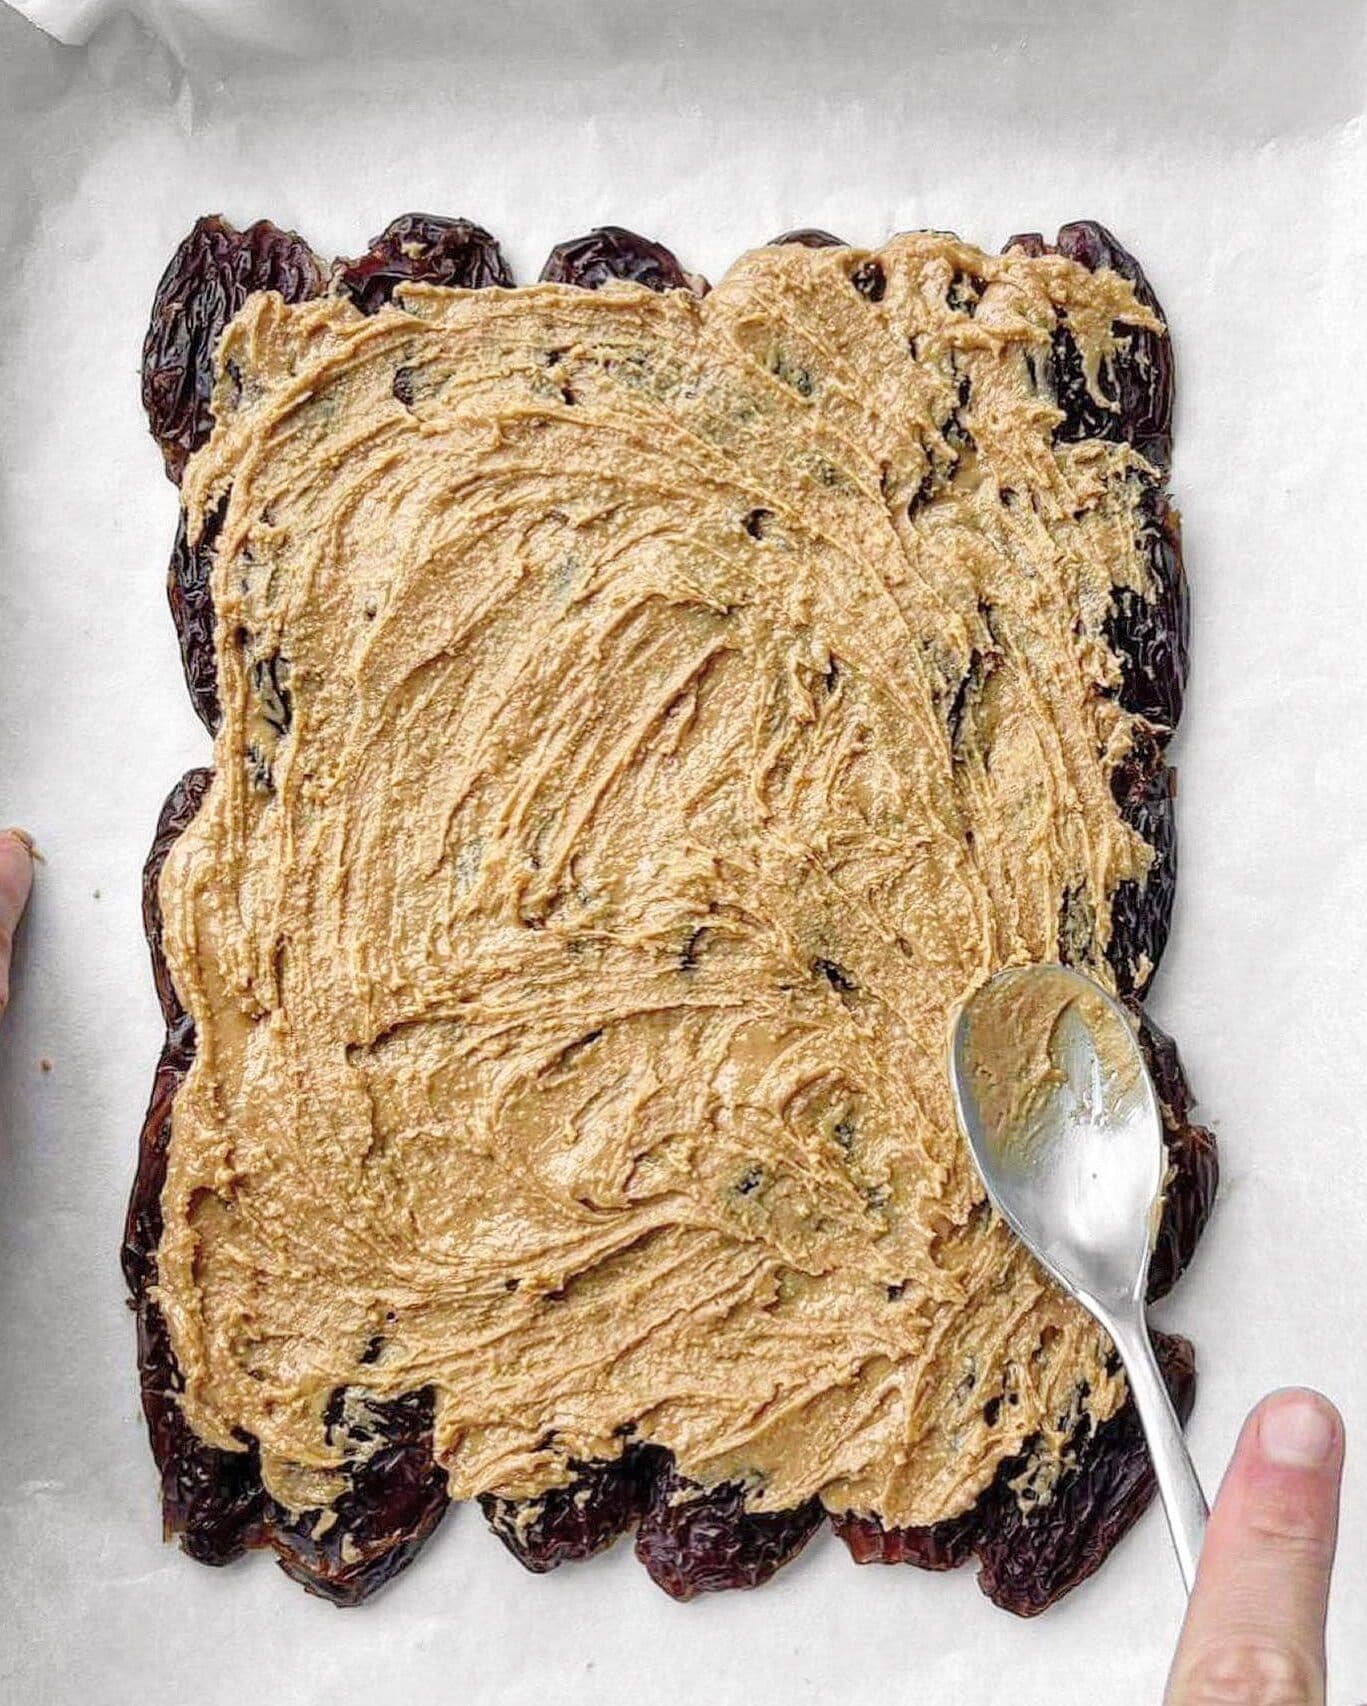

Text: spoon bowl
xmin=950 ymin=963 xmax=1207 ymax=1594
xmin=951 ymin=963 xmax=1164 ymax=1312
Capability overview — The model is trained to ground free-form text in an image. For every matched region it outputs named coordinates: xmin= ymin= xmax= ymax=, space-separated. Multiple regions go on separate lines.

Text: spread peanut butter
xmin=159 ymin=233 xmax=1164 ymax=1528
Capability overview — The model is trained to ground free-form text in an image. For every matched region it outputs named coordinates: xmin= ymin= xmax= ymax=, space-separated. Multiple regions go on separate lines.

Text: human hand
xmin=0 ymin=830 xmax=33 ymax=1022
xmin=1165 ymin=1388 xmax=1344 ymax=1705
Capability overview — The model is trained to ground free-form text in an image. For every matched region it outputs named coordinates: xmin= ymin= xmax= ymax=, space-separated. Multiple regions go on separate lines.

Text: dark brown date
xmin=129 ymin=766 xmax=448 ymax=1597
xmin=1138 ymin=1011 xmax=1219 ymax=1302
xmin=541 ymin=226 xmax=695 ymax=293
xmin=1107 ymin=724 xmax=1177 ymax=999
xmin=138 ymin=767 xmax=210 ymax=1043
xmin=1106 ymin=484 xmax=1188 ymax=737
xmin=481 ymin=1444 xmax=667 ymax=1572
xmin=833 ymin=1332 xmax=1196 ymax=1617
xmin=1014 ymin=225 xmax=1186 ymax=755
xmin=768 ymin=228 xmax=848 ymax=248
xmin=634 ymin=1466 xmax=824 ymax=1600
xmin=268 ymin=1389 xmax=450 ymax=1606
xmin=333 ymin=214 xmax=513 ymax=315
xmin=1055 ymin=221 xmax=1173 ymax=473
xmin=142 ymin=216 xmax=324 ymax=483
xmin=136 ymin=1298 xmax=269 ymax=1566
xmin=830 ymin=1503 xmax=980 ymax=1570
xmin=127 ymin=768 xmax=270 ymax=1565
xmin=974 ymin=1332 xmax=1196 ymax=1614
xmin=1006 ymin=222 xmax=1173 ymax=473
xmin=168 ymin=500 xmax=225 ymax=735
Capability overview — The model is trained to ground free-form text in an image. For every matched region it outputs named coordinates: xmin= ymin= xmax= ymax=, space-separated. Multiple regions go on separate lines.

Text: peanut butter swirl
xmin=160 ymin=234 xmax=1165 ymax=1527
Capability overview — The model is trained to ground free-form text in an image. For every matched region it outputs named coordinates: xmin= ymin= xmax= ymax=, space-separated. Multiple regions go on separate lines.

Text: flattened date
xmin=481 ymin=1444 xmax=666 ymax=1572
xmin=541 ymin=226 xmax=699 ymax=293
xmin=334 ymin=214 xmax=513 ymax=314
xmin=268 ymin=1389 xmax=450 ymax=1606
xmin=142 ymin=216 xmax=324 ymax=483
xmin=1138 ymin=1010 xmax=1219 ymax=1302
xmin=974 ymin=1332 xmax=1196 ymax=1614
xmin=634 ymin=1465 xmax=824 ymax=1600
xmin=832 ymin=1331 xmax=1197 ymax=1617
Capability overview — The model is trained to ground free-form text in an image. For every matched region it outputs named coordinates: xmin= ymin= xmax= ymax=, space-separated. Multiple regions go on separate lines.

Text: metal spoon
xmin=950 ymin=962 xmax=1207 ymax=1593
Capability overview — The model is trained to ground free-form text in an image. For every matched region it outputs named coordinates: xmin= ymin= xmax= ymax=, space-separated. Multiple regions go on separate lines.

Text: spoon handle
xmin=1108 ymin=1308 xmax=1209 ymax=1595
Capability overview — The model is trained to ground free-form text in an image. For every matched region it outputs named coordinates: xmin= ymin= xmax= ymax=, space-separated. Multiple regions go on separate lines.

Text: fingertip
xmin=0 ymin=831 xmax=34 ymax=1019
xmin=0 ymin=829 xmax=35 ymax=904
xmin=1251 ymin=1389 xmax=1343 ymax=1472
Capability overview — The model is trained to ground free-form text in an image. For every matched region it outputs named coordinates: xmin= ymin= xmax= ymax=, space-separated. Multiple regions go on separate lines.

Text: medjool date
xmin=769 ymin=228 xmax=848 ymax=248
xmin=635 ymin=1465 xmax=824 ymax=1600
xmin=126 ymin=768 xmax=269 ymax=1566
xmin=167 ymin=500 xmax=225 ymax=734
xmin=142 ymin=216 xmax=324 ymax=483
xmin=268 ymin=1389 xmax=451 ymax=1606
xmin=481 ymin=1444 xmax=667 ymax=1572
xmin=1106 ymin=484 xmax=1188 ymax=736
xmin=1138 ymin=1011 xmax=1219 ymax=1302
xmin=1107 ymin=724 xmax=1177 ymax=998
xmin=832 ymin=1332 xmax=1197 ymax=1617
xmin=830 ymin=1504 xmax=980 ymax=1570
xmin=128 ymin=765 xmax=448 ymax=1597
xmin=540 ymin=226 xmax=695 ymax=292
xmin=974 ymin=1331 xmax=1196 ymax=1615
xmin=1008 ymin=221 xmax=1173 ymax=473
xmin=1055 ymin=221 xmax=1174 ymax=472
xmin=334 ymin=213 xmax=513 ymax=314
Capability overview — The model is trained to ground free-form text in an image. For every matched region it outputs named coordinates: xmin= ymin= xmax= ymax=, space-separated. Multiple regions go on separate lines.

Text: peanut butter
xmin=158 ymin=233 xmax=1163 ymax=1527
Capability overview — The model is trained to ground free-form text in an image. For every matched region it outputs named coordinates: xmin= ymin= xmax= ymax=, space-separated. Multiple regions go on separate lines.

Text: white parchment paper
xmin=1 ymin=2 xmax=1365 ymax=1701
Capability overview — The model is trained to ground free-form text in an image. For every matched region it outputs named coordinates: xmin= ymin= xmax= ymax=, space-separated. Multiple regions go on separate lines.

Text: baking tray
xmin=1 ymin=2 xmax=1364 ymax=1700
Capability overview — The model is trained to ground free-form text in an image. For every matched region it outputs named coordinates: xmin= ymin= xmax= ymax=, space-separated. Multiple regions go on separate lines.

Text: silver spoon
xmin=950 ymin=962 xmax=1207 ymax=1593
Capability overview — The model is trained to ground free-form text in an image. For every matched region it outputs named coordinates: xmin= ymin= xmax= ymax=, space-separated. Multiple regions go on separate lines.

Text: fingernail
xmin=1259 ymin=1395 xmax=1337 ymax=1468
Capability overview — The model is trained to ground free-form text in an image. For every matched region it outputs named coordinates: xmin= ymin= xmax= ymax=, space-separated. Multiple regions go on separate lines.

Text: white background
xmin=1 ymin=2 xmax=1364 ymax=1701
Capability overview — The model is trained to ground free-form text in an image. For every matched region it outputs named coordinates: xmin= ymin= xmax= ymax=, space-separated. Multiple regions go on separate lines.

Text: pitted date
xmin=127 ymin=767 xmax=270 ymax=1565
xmin=634 ymin=1465 xmax=823 ymax=1600
xmin=142 ymin=216 xmax=324 ymax=483
xmin=1055 ymin=221 xmax=1173 ymax=471
xmin=129 ymin=765 xmax=448 ymax=1599
xmin=1137 ymin=1011 xmax=1219 ymax=1301
xmin=1105 ymin=484 xmax=1188 ymax=736
xmin=1107 ymin=724 xmax=1176 ymax=999
xmin=168 ymin=501 xmax=225 ymax=735
xmin=768 ymin=228 xmax=848 ymax=248
xmin=138 ymin=766 xmax=212 ymax=1040
xmin=1006 ymin=221 xmax=1173 ymax=473
xmin=334 ymin=213 xmax=513 ymax=314
xmin=974 ymin=1331 xmax=1196 ymax=1615
xmin=481 ymin=1444 xmax=667 ymax=1572
xmin=833 ymin=1332 xmax=1196 ymax=1616
xmin=831 ymin=1503 xmax=980 ymax=1570
xmin=124 ymin=768 xmax=209 ymax=1308
xmin=268 ymin=1388 xmax=450 ymax=1606
xmin=541 ymin=226 xmax=696 ymax=293
xmin=137 ymin=1299 xmax=269 ymax=1566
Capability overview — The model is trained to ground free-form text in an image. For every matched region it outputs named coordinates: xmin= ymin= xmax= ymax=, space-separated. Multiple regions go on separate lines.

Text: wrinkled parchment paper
xmin=1 ymin=2 xmax=1365 ymax=1700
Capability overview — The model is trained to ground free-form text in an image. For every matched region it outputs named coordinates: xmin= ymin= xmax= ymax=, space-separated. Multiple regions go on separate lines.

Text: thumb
xmin=1165 ymin=1388 xmax=1343 ymax=1706
xmin=0 ymin=830 xmax=34 ymax=1022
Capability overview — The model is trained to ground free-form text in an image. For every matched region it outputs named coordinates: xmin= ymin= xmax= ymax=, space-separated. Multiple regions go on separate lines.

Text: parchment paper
xmin=1 ymin=3 xmax=1364 ymax=1701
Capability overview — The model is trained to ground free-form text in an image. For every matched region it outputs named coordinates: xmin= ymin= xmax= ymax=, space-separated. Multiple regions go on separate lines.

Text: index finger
xmin=0 ymin=830 xmax=34 ymax=1021
xmin=1165 ymin=1388 xmax=1343 ymax=1705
